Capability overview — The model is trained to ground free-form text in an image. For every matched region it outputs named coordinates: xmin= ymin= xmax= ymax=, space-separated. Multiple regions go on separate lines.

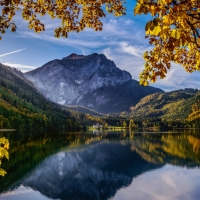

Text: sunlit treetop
xmin=0 ymin=0 xmax=126 ymax=39
xmin=1 ymin=0 xmax=200 ymax=85
xmin=134 ymin=0 xmax=200 ymax=85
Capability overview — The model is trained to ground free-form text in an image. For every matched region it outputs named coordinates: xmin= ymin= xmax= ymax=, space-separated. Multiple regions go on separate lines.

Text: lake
xmin=0 ymin=130 xmax=200 ymax=200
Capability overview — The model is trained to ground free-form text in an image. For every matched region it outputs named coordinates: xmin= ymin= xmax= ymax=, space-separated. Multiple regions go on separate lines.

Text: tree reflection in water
xmin=0 ymin=137 xmax=9 ymax=176
xmin=1 ymin=131 xmax=200 ymax=200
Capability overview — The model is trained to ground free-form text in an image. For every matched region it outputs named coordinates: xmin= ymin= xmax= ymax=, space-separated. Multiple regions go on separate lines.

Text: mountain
xmin=131 ymin=88 xmax=200 ymax=119
xmin=0 ymin=63 xmax=82 ymax=130
xmin=1 ymin=132 xmax=200 ymax=198
xmin=25 ymin=53 xmax=163 ymax=114
xmin=0 ymin=133 xmax=161 ymax=199
xmin=65 ymin=105 xmax=105 ymax=116
xmin=21 ymin=142 xmax=159 ymax=200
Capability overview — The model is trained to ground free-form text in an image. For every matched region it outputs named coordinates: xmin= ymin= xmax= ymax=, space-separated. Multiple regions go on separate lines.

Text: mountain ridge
xmin=130 ymin=88 xmax=200 ymax=119
xmin=25 ymin=53 xmax=163 ymax=114
xmin=0 ymin=63 xmax=82 ymax=130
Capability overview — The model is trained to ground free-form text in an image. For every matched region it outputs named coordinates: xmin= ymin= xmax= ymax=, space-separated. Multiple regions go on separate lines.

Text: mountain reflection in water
xmin=0 ymin=131 xmax=200 ymax=200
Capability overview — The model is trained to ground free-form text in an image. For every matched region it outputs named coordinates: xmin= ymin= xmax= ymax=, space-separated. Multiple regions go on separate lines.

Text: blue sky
xmin=0 ymin=1 xmax=200 ymax=91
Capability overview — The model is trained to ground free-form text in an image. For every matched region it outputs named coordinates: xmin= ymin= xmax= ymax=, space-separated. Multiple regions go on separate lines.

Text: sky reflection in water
xmin=1 ymin=166 xmax=200 ymax=200
xmin=0 ymin=131 xmax=200 ymax=200
xmin=0 ymin=186 xmax=48 ymax=200
xmin=114 ymin=165 xmax=200 ymax=200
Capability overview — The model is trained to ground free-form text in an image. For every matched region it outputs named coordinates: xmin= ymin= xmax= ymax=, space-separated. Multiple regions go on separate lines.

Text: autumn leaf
xmin=0 ymin=168 xmax=7 ymax=176
xmin=0 ymin=147 xmax=9 ymax=160
xmin=0 ymin=0 xmax=199 ymax=85
xmin=135 ymin=0 xmax=200 ymax=85
xmin=0 ymin=0 xmax=126 ymax=39
xmin=171 ymin=29 xmax=181 ymax=40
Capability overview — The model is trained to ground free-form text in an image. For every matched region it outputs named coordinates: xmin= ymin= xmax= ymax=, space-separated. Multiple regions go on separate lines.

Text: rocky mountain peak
xmin=60 ymin=53 xmax=117 ymax=72
xmin=24 ymin=53 xmax=163 ymax=113
xmin=63 ymin=53 xmax=86 ymax=60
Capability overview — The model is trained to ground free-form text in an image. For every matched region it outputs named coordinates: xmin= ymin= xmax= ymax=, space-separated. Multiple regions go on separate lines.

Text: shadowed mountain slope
xmin=25 ymin=53 xmax=163 ymax=114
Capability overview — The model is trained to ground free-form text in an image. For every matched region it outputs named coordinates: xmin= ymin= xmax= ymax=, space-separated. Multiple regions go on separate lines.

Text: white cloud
xmin=0 ymin=48 xmax=26 ymax=57
xmin=152 ymin=63 xmax=200 ymax=91
xmin=0 ymin=185 xmax=49 ymax=200
xmin=102 ymin=46 xmax=146 ymax=80
xmin=2 ymin=4 xmax=200 ymax=91
xmin=17 ymin=31 xmax=106 ymax=49
xmin=1 ymin=186 xmax=33 ymax=196
xmin=113 ymin=165 xmax=200 ymax=200
xmin=2 ymin=62 xmax=38 ymax=72
xmin=119 ymin=42 xmax=146 ymax=57
xmin=103 ymin=45 xmax=200 ymax=91
xmin=14 ymin=9 xmax=147 ymax=50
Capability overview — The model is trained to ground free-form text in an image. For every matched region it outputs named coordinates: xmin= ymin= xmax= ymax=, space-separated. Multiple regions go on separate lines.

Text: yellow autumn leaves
xmin=0 ymin=0 xmax=126 ymax=39
xmin=0 ymin=0 xmax=199 ymax=85
xmin=134 ymin=0 xmax=200 ymax=85
xmin=0 ymin=137 xmax=9 ymax=176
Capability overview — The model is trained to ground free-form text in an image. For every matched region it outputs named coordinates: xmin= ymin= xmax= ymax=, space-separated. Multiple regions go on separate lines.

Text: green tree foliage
xmin=188 ymin=100 xmax=200 ymax=126
xmin=131 ymin=88 xmax=200 ymax=120
xmin=0 ymin=132 xmax=105 ymax=192
xmin=1 ymin=131 xmax=200 ymax=192
xmin=0 ymin=64 xmax=83 ymax=130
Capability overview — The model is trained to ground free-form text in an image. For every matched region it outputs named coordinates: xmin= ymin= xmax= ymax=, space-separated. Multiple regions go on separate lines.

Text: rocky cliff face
xmin=25 ymin=53 xmax=163 ymax=113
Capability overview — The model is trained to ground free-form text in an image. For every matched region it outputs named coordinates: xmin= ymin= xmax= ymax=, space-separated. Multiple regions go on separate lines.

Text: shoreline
xmin=0 ymin=129 xmax=16 ymax=132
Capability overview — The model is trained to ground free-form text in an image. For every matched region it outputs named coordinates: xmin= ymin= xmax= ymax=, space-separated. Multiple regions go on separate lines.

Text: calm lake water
xmin=0 ymin=130 xmax=200 ymax=200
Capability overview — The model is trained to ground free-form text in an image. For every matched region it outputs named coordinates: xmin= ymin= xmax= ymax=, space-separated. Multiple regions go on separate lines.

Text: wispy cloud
xmin=119 ymin=42 xmax=147 ymax=57
xmin=102 ymin=46 xmax=146 ymax=80
xmin=0 ymin=48 xmax=26 ymax=57
xmin=17 ymin=31 xmax=105 ymax=49
xmin=1 ymin=2 xmax=200 ymax=91
xmin=2 ymin=62 xmax=37 ymax=72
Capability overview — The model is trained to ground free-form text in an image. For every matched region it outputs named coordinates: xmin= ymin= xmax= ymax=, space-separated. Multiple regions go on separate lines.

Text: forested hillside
xmin=131 ymin=89 xmax=200 ymax=120
xmin=0 ymin=64 xmax=82 ymax=130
